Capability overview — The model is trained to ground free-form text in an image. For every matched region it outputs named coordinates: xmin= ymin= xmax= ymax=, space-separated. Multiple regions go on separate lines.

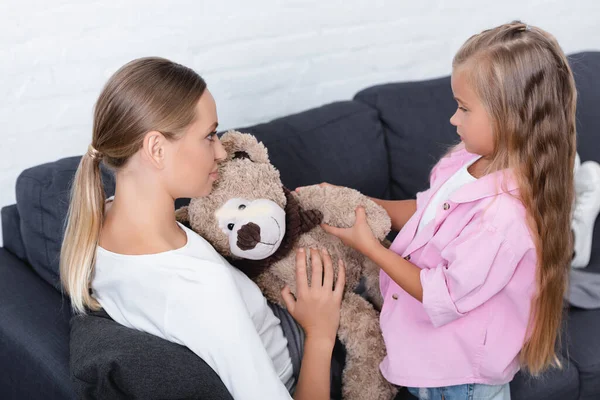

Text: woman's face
xmin=164 ymin=89 xmax=227 ymax=199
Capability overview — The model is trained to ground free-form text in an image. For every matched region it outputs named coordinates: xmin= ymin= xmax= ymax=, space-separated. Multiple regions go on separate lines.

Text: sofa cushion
xmin=568 ymin=219 xmax=600 ymax=308
xmin=571 ymin=52 xmax=600 ymax=166
xmin=565 ymin=307 xmax=600 ymax=399
xmin=354 ymin=76 xmax=457 ymax=201
xmin=568 ymin=51 xmax=600 ymax=298
xmin=15 ymin=157 xmax=115 ymax=290
xmin=70 ymin=309 xmax=233 ymax=400
xmin=240 ymin=100 xmax=391 ymax=199
xmin=510 ymin=359 xmax=579 ymax=400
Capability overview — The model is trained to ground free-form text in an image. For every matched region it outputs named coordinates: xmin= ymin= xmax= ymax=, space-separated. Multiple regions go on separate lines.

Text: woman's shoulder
xmin=94 ymin=248 xmax=240 ymax=318
xmin=96 ymin=239 xmax=231 ymax=281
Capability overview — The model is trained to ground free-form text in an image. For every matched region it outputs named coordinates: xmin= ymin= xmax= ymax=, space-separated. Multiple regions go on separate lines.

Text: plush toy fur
xmin=176 ymin=131 xmax=397 ymax=399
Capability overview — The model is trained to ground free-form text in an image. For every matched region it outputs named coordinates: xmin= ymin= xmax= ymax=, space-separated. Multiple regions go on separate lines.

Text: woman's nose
xmin=215 ymin=135 xmax=227 ymax=161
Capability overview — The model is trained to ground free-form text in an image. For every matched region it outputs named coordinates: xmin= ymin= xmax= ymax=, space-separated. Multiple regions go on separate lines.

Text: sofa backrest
xmin=354 ymin=76 xmax=455 ymax=200
xmin=569 ymin=51 xmax=600 ymax=164
xmin=354 ymin=51 xmax=600 ymax=201
xmin=11 ymin=157 xmax=116 ymax=290
xmin=2 ymin=99 xmax=389 ymax=291
xmin=240 ymin=100 xmax=390 ymax=198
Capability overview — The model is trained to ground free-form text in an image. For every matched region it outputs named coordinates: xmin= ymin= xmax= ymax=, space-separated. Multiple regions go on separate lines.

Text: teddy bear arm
xmin=362 ymin=257 xmax=384 ymax=311
xmin=338 ymin=292 xmax=397 ymax=399
xmin=297 ymin=186 xmax=391 ymax=240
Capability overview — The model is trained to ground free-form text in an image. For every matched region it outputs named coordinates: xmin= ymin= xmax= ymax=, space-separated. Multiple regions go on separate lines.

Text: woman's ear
xmin=142 ymin=131 xmax=167 ymax=169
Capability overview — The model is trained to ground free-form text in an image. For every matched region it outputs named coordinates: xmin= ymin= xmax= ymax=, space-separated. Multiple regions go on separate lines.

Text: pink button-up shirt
xmin=379 ymin=145 xmax=537 ymax=388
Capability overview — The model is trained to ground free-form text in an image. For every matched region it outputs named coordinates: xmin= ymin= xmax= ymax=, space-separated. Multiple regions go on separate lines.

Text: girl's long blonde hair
xmin=60 ymin=57 xmax=207 ymax=314
xmin=453 ymin=21 xmax=577 ymax=375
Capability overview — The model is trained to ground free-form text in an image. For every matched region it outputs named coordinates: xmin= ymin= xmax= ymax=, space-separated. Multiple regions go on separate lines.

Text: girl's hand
xmin=321 ymin=206 xmax=380 ymax=256
xmin=281 ymin=248 xmax=345 ymax=345
xmin=295 ymin=182 xmax=341 ymax=192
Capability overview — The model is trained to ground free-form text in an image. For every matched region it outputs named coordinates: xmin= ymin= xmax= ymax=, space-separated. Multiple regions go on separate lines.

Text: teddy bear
xmin=176 ymin=131 xmax=397 ymax=400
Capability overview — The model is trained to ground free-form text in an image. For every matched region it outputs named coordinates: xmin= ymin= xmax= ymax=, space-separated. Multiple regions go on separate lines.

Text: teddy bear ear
xmin=175 ymin=206 xmax=189 ymax=223
xmin=220 ymin=130 xmax=270 ymax=164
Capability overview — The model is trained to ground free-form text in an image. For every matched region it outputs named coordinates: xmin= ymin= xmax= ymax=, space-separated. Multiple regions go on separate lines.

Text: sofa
xmin=1 ymin=51 xmax=599 ymax=400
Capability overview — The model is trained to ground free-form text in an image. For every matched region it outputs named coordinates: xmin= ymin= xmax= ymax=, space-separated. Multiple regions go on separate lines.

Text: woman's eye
xmin=458 ymin=106 xmax=468 ymax=112
xmin=206 ymin=131 xmax=217 ymax=141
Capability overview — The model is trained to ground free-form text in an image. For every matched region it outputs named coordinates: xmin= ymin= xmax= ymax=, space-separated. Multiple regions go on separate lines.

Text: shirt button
xmin=443 ymin=202 xmax=450 ymax=210
xmin=404 ymin=254 xmax=411 ymax=261
xmin=392 ymin=294 xmax=399 ymax=300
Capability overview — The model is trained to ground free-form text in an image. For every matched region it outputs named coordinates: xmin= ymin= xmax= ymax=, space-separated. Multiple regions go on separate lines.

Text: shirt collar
xmin=446 ymin=149 xmax=520 ymax=204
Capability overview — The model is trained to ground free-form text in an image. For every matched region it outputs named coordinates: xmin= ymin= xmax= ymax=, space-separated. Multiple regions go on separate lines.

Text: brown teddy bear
xmin=176 ymin=131 xmax=397 ymax=400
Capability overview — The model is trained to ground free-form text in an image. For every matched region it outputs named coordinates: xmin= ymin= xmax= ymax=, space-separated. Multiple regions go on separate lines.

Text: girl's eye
xmin=458 ymin=106 xmax=468 ymax=112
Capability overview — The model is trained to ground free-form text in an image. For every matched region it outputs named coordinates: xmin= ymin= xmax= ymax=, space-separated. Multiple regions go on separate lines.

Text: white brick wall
xmin=1 ymin=0 xmax=599 ymax=246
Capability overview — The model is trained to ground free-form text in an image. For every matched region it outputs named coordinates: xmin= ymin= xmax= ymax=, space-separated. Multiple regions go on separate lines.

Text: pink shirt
xmin=379 ymin=145 xmax=537 ymax=387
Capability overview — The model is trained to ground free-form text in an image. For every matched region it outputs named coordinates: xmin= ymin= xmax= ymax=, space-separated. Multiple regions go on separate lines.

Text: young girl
xmin=320 ymin=21 xmax=577 ymax=399
xmin=59 ymin=57 xmax=346 ymax=400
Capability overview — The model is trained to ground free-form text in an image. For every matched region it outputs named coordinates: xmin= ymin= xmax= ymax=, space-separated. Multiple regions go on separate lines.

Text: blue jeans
xmin=407 ymin=383 xmax=510 ymax=400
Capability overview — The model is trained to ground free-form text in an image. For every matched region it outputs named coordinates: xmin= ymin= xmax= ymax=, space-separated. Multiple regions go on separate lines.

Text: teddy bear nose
xmin=237 ymin=222 xmax=261 ymax=250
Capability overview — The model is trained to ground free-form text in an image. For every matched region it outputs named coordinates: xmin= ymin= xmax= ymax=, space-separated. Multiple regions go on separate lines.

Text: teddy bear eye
xmin=227 ymin=223 xmax=235 ymax=231
xmin=238 ymin=204 xmax=246 ymax=210
xmin=233 ymin=151 xmax=251 ymax=161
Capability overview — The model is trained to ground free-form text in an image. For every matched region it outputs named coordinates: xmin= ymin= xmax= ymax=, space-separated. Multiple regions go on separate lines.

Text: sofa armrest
xmin=0 ymin=248 xmax=75 ymax=400
xmin=1 ymin=205 xmax=27 ymax=262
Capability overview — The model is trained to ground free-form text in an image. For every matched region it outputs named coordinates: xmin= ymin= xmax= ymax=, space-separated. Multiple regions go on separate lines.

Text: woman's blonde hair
xmin=60 ymin=57 xmax=207 ymax=314
xmin=452 ymin=21 xmax=577 ymax=375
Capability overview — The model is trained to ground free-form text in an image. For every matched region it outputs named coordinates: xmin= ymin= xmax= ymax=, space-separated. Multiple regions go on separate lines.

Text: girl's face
xmin=450 ymin=68 xmax=495 ymax=158
xmin=164 ymin=89 xmax=227 ymax=198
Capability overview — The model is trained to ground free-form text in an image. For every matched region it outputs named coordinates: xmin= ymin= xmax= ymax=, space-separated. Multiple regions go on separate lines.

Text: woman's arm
xmin=281 ymin=248 xmax=346 ymax=400
xmin=368 ymin=198 xmax=417 ymax=231
xmin=294 ymin=338 xmax=336 ymax=399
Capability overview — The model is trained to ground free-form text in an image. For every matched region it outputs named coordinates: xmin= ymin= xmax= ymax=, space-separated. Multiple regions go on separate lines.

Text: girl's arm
xmin=281 ymin=248 xmax=346 ymax=400
xmin=368 ymin=198 xmax=417 ymax=231
xmin=323 ymin=207 xmax=535 ymax=329
xmin=363 ymin=240 xmax=423 ymax=301
xmin=322 ymin=206 xmax=423 ymax=302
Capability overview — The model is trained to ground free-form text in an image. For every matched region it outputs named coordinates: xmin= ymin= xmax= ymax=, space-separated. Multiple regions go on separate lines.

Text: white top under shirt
xmin=92 ymin=219 xmax=294 ymax=400
xmin=417 ymin=155 xmax=482 ymax=233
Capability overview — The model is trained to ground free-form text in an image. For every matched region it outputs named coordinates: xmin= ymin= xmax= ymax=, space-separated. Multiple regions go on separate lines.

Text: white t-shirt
xmin=417 ymin=156 xmax=481 ymax=233
xmin=92 ymin=220 xmax=294 ymax=400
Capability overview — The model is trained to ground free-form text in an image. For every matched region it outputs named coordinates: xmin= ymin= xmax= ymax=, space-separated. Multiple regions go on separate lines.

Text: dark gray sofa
xmin=1 ymin=51 xmax=599 ymax=400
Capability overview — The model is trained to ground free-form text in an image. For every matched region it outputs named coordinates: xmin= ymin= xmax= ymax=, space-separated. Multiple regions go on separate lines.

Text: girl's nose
xmin=450 ymin=110 xmax=459 ymax=127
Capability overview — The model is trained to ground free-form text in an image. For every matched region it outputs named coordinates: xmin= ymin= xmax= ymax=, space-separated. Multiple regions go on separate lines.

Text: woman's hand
xmin=321 ymin=206 xmax=380 ymax=256
xmin=281 ymin=248 xmax=345 ymax=345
